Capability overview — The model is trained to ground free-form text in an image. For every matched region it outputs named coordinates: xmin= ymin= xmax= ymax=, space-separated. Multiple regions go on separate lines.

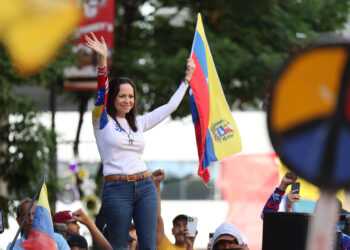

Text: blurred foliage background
xmin=113 ymin=0 xmax=350 ymax=115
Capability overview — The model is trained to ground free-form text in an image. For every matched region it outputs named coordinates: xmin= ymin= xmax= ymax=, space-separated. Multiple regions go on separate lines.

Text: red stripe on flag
xmin=19 ymin=229 xmax=57 ymax=250
xmin=194 ymin=121 xmax=210 ymax=183
xmin=190 ymin=53 xmax=210 ymax=170
xmin=198 ymin=161 xmax=210 ymax=183
xmin=194 ymin=120 xmax=203 ymax=160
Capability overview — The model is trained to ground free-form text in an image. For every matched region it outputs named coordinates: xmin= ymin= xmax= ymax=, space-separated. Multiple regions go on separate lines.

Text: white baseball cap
xmin=211 ymin=222 xmax=243 ymax=249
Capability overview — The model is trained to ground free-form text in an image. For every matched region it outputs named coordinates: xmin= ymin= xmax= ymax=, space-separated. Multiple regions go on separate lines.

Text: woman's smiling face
xmin=114 ymin=83 xmax=134 ymax=118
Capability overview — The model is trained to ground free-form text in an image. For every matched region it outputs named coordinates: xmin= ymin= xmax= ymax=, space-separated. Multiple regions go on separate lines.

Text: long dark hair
xmin=106 ymin=77 xmax=138 ymax=132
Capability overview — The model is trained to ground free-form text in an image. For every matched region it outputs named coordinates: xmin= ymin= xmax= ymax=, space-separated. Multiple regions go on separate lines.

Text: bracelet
xmin=183 ymin=78 xmax=190 ymax=85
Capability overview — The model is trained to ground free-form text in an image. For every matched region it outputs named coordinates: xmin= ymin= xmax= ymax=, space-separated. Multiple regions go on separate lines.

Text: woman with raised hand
xmin=84 ymin=32 xmax=195 ymax=249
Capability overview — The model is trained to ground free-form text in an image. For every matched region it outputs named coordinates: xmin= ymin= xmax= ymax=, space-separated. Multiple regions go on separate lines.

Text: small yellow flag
xmin=0 ymin=0 xmax=82 ymax=76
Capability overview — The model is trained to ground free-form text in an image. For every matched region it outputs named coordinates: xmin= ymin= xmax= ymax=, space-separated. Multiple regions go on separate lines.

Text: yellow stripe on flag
xmin=37 ymin=183 xmax=51 ymax=214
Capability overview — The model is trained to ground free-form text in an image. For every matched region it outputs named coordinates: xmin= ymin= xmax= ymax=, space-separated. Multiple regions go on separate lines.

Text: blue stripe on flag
xmin=202 ymin=130 xmax=218 ymax=168
xmin=189 ymin=89 xmax=199 ymax=123
xmin=193 ymin=31 xmax=208 ymax=80
xmin=32 ymin=206 xmax=54 ymax=239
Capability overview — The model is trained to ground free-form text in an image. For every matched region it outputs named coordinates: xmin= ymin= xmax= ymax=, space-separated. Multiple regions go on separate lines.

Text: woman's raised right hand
xmin=85 ymin=32 xmax=107 ymax=66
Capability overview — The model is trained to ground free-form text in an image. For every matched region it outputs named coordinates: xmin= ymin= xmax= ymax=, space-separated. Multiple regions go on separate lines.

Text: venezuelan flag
xmin=19 ymin=182 xmax=57 ymax=250
xmin=189 ymin=13 xmax=242 ymax=183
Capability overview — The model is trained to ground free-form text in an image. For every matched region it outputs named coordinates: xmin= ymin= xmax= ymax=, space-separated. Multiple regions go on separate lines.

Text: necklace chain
xmin=115 ymin=120 xmax=134 ymax=145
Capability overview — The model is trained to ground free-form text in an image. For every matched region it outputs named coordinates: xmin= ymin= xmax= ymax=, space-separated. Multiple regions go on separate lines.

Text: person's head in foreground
xmin=211 ymin=222 xmax=248 ymax=250
xmin=16 ymin=198 xmax=36 ymax=237
xmin=67 ymin=234 xmax=88 ymax=250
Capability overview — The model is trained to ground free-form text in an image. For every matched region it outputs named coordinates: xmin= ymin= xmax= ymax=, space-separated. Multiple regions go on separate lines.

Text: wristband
xmin=183 ymin=78 xmax=190 ymax=85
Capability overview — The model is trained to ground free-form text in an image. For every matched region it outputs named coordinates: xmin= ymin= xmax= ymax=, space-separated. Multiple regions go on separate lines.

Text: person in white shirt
xmin=84 ymin=32 xmax=195 ymax=249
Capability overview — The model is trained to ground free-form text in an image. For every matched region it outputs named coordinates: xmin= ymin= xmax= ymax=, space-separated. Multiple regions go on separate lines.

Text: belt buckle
xmin=127 ymin=174 xmax=136 ymax=182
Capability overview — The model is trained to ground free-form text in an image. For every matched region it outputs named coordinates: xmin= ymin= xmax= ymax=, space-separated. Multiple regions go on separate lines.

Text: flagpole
xmin=190 ymin=13 xmax=200 ymax=57
xmin=9 ymin=176 xmax=46 ymax=250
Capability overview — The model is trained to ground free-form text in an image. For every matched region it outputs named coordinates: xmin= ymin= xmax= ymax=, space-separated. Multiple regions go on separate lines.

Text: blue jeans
xmin=102 ymin=177 xmax=158 ymax=250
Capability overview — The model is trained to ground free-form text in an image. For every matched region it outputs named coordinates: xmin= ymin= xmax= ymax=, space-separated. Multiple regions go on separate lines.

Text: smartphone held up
xmin=291 ymin=182 xmax=300 ymax=194
xmin=187 ymin=216 xmax=198 ymax=237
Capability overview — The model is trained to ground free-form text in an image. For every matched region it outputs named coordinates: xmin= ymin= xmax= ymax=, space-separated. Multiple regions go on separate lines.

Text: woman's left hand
xmin=185 ymin=58 xmax=196 ymax=82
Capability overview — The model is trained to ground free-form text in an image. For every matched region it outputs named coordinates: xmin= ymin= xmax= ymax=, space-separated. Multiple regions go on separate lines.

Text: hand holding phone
xmin=187 ymin=216 xmax=198 ymax=237
xmin=291 ymin=182 xmax=300 ymax=194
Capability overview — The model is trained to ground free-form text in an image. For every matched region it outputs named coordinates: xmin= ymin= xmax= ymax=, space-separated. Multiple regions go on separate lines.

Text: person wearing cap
xmin=152 ymin=169 xmax=197 ymax=249
xmin=53 ymin=210 xmax=80 ymax=236
xmin=210 ymin=222 xmax=249 ymax=250
xmin=53 ymin=208 xmax=112 ymax=250
xmin=67 ymin=234 xmax=88 ymax=250
xmin=6 ymin=198 xmax=69 ymax=250
xmin=84 ymin=32 xmax=195 ymax=249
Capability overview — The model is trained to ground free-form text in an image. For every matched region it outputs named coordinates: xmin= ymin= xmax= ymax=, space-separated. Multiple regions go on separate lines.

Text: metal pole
xmin=9 ymin=177 xmax=46 ymax=250
xmin=50 ymin=79 xmax=57 ymax=178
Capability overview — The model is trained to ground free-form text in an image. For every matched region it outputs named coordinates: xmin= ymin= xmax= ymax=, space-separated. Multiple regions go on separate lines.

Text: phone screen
xmin=0 ymin=210 xmax=4 ymax=234
xmin=291 ymin=182 xmax=300 ymax=194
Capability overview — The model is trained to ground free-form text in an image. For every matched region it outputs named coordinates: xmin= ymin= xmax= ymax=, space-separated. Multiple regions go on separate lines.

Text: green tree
xmin=112 ymin=0 xmax=350 ymax=116
xmin=0 ymin=44 xmax=76 ymax=227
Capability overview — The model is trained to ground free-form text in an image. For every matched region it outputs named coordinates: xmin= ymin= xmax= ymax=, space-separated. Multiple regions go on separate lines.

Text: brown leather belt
xmin=104 ymin=171 xmax=151 ymax=182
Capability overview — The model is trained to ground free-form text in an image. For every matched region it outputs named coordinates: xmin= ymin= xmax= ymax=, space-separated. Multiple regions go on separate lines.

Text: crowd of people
xmin=9 ymin=170 xmax=350 ymax=249
xmin=6 ymin=169 xmax=249 ymax=250
xmin=7 ymin=169 xmax=350 ymax=250
xmin=5 ymin=30 xmax=350 ymax=250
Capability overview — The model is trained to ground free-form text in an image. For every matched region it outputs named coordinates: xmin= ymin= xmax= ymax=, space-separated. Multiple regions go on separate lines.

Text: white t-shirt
xmin=92 ymin=66 xmax=188 ymax=176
